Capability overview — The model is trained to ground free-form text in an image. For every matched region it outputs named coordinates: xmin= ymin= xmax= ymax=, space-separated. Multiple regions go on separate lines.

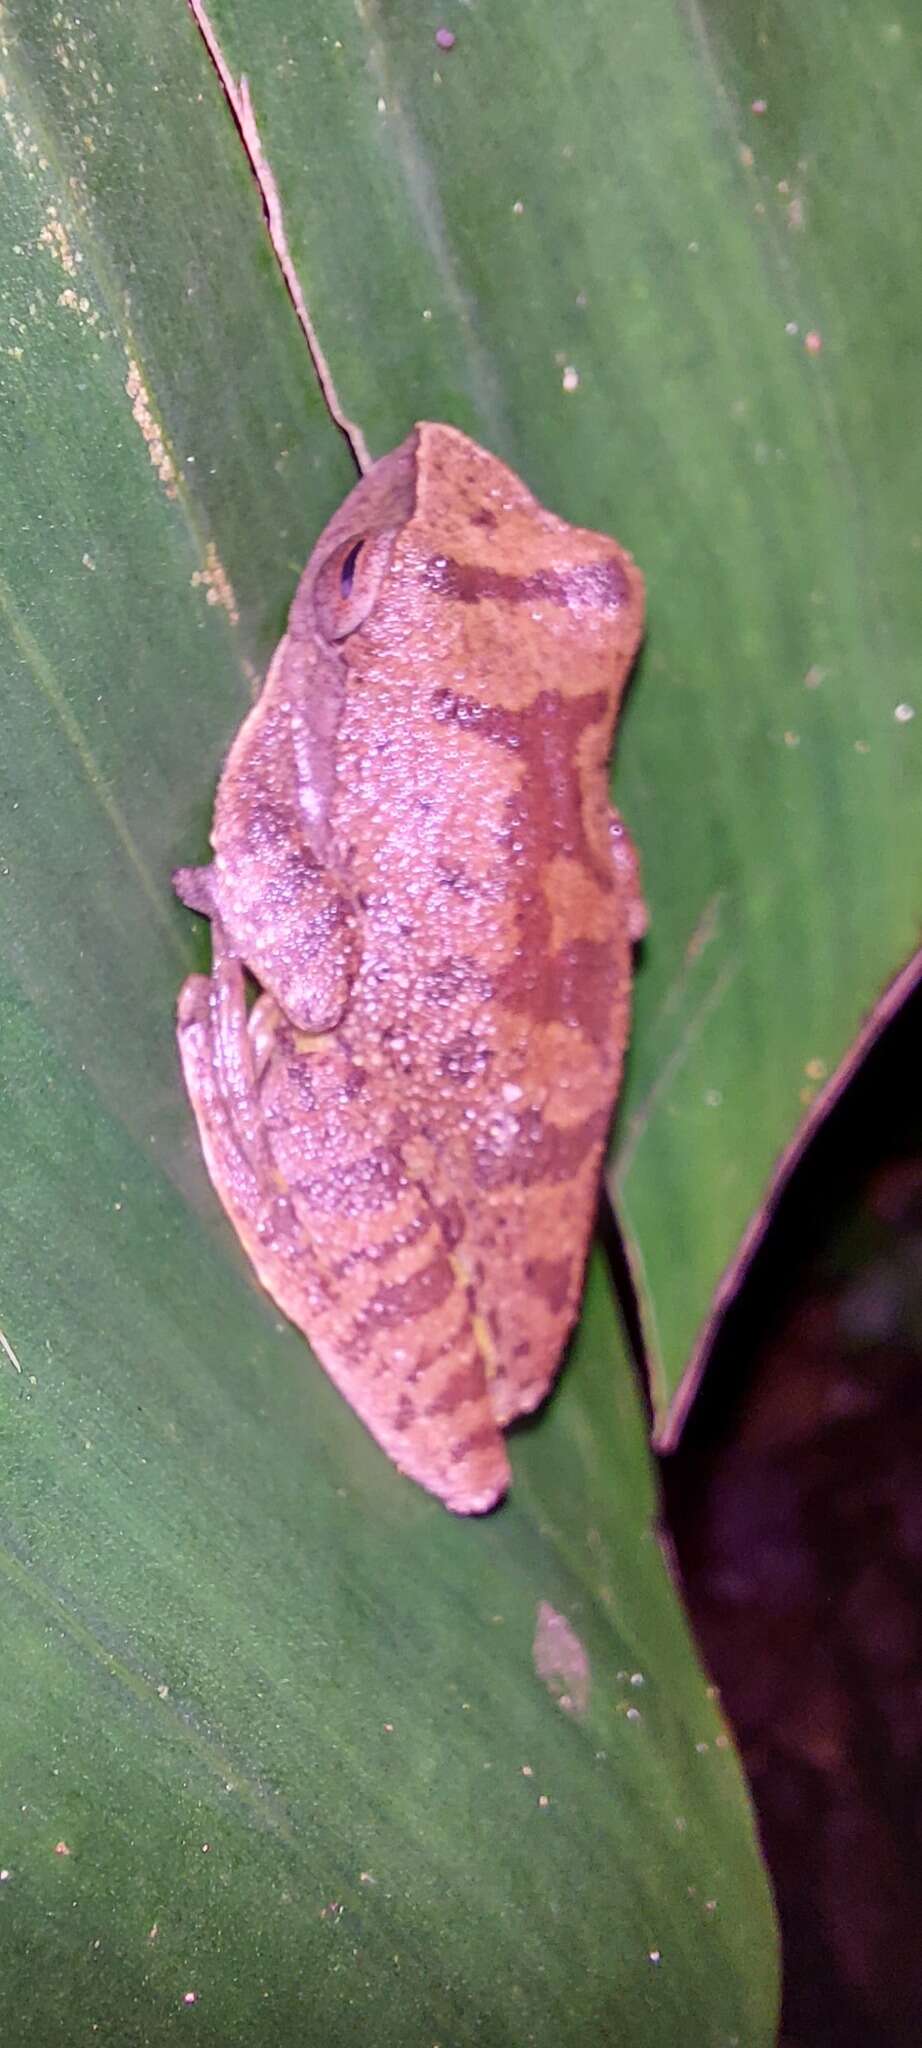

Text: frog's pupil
xmin=340 ymin=540 xmax=364 ymax=599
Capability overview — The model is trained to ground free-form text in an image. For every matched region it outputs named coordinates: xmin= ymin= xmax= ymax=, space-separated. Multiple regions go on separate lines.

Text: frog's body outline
xmin=175 ymin=423 xmax=644 ymax=1512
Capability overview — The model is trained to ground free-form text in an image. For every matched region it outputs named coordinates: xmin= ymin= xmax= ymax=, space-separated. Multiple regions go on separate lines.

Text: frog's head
xmin=292 ymin=423 xmax=644 ymax=720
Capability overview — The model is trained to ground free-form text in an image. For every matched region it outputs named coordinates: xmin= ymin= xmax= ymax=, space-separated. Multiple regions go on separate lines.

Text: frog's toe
xmin=173 ymin=863 xmax=215 ymax=915
xmin=176 ymin=973 xmax=211 ymax=1030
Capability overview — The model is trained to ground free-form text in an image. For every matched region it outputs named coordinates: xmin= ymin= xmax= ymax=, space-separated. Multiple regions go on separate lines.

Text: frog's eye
xmin=338 ymin=539 xmax=363 ymax=599
xmin=313 ymin=530 xmax=393 ymax=643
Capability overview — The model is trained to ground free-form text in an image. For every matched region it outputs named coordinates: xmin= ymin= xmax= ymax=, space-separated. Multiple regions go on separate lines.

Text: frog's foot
xmin=176 ymin=954 xmax=297 ymax=1259
xmin=247 ymin=992 xmax=284 ymax=1081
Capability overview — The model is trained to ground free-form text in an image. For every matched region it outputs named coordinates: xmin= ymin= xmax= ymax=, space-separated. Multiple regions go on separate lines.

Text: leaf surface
xmin=0 ymin=2 xmax=799 ymax=2037
xmin=199 ymin=0 xmax=922 ymax=1417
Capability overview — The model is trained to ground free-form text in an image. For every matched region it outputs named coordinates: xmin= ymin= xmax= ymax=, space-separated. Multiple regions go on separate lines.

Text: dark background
xmin=661 ymin=979 xmax=922 ymax=2046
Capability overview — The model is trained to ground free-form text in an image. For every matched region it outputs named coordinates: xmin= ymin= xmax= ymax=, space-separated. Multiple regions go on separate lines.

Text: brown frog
xmin=174 ymin=423 xmax=645 ymax=1512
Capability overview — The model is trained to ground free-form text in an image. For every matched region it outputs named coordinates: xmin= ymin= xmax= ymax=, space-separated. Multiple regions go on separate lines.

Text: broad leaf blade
xmin=198 ymin=0 xmax=922 ymax=1422
xmin=0 ymin=2 xmax=777 ymax=2042
xmin=0 ymin=0 xmax=354 ymax=1132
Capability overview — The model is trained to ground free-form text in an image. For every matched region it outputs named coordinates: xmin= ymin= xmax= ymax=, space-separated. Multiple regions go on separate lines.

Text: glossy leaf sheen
xmin=0 ymin=0 xmax=815 ymax=2037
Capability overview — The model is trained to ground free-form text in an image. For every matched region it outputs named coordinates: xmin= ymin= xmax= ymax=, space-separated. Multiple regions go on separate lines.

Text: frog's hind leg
xmin=177 ymin=941 xmax=509 ymax=1516
xmin=275 ymin=1081 xmax=512 ymax=1515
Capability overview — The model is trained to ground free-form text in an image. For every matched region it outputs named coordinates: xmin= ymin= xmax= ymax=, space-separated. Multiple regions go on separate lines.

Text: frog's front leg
xmin=176 ymin=935 xmax=300 ymax=1262
xmin=174 ymin=840 xmax=359 ymax=1034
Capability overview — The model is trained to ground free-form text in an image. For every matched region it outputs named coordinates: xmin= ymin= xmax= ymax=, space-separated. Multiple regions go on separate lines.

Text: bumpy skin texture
xmin=174 ymin=424 xmax=645 ymax=1513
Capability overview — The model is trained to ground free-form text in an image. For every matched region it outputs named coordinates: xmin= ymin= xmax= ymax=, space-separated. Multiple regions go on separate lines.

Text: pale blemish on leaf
xmin=191 ymin=542 xmax=239 ymax=626
xmin=38 ymin=212 xmax=78 ymax=276
xmin=57 ymin=286 xmax=99 ymax=330
xmin=124 ymin=359 xmax=178 ymax=499
xmin=532 ymin=1601 xmax=591 ymax=1718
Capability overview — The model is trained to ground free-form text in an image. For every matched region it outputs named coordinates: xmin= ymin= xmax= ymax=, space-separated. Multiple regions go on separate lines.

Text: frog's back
xmin=333 ymin=424 xmax=643 ymax=1422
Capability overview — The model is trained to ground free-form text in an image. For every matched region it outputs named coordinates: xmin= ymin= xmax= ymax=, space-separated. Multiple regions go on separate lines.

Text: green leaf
xmin=0 ymin=0 xmax=790 ymax=2038
xmin=196 ymin=0 xmax=922 ymax=1426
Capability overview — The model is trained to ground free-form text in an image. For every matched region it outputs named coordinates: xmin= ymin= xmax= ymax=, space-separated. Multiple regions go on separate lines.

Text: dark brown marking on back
xmin=420 ymin=954 xmax=494 ymax=1009
xmin=449 ymin=1421 xmax=506 ymax=1466
xmin=425 ymin=1362 xmax=492 ymax=1419
xmin=422 ymin=555 xmax=631 ymax=612
xmin=435 ymin=859 xmax=482 ymax=899
xmin=525 ymin=1257 xmax=572 ymax=1314
xmin=366 ymin=1251 xmax=455 ymax=1327
xmin=473 ymin=1105 xmax=609 ymax=1191
xmin=439 ymin=1031 xmax=493 ymax=1085
xmin=331 ymin=1211 xmax=429 ymax=1280
xmin=402 ymin=1320 xmax=476 ymax=1383
xmin=500 ymin=936 xmax=618 ymax=1050
xmin=369 ymin=1309 xmax=471 ymax=1383
xmin=431 ymin=683 xmax=620 ymax=1038
xmin=436 ymin=1196 xmax=465 ymax=1250
xmin=391 ymin=1393 xmax=415 ymax=1434
xmin=429 ymin=685 xmax=610 ymax=870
